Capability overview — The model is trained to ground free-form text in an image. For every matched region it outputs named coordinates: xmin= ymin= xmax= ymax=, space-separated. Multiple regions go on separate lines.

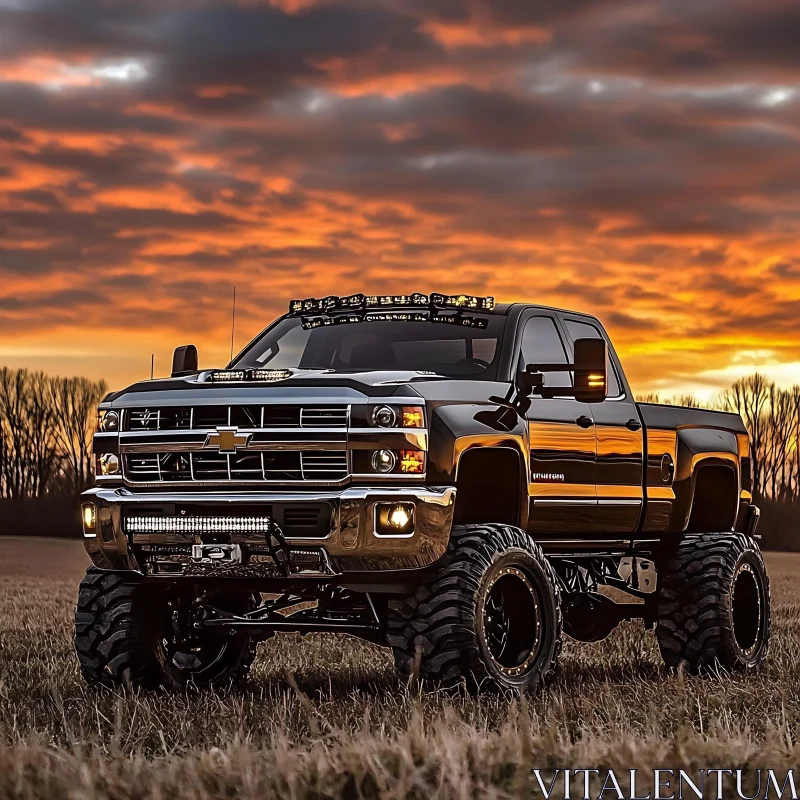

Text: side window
xmin=519 ymin=316 xmax=572 ymax=388
xmin=563 ymin=319 xmax=622 ymax=397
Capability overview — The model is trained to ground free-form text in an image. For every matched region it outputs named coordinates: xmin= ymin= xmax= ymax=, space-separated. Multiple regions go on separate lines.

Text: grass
xmin=1 ymin=537 xmax=799 ymax=798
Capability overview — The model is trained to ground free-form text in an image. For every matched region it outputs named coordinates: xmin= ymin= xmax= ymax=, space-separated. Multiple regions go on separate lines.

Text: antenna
xmin=230 ymin=285 xmax=237 ymax=362
xmin=150 ymin=354 xmax=155 ymax=380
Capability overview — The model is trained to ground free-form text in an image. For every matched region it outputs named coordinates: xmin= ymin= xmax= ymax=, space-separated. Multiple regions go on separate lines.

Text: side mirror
xmin=171 ymin=344 xmax=199 ymax=377
xmin=521 ymin=337 xmax=608 ymax=403
xmin=573 ymin=337 xmax=608 ymax=403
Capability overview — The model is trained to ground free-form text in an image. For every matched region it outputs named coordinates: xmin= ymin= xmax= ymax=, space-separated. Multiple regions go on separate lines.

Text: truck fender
xmin=670 ymin=428 xmax=740 ymax=532
xmin=426 ymin=403 xmax=528 ymax=486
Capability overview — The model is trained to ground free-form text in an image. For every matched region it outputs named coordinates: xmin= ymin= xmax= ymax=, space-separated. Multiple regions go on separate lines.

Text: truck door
xmin=520 ymin=315 xmax=598 ymax=536
xmin=562 ymin=317 xmax=644 ymax=534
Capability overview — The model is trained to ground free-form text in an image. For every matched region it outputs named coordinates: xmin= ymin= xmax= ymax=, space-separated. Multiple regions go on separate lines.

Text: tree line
xmin=638 ymin=373 xmax=800 ymax=504
xmin=0 ymin=367 xmax=797 ymax=508
xmin=0 ymin=368 xmax=107 ymax=499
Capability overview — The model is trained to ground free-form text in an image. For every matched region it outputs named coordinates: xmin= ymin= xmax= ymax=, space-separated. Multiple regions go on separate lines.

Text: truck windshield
xmin=233 ymin=315 xmax=507 ymax=379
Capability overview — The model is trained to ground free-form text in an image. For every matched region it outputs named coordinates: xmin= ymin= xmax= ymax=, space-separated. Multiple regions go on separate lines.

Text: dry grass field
xmin=1 ymin=537 xmax=799 ymax=799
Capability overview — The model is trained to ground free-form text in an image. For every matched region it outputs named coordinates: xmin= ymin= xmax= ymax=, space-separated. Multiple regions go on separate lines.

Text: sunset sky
xmin=1 ymin=0 xmax=799 ymax=399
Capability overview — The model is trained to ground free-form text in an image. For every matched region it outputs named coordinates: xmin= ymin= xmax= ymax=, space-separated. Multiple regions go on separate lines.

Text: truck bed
xmin=638 ymin=402 xmax=747 ymax=435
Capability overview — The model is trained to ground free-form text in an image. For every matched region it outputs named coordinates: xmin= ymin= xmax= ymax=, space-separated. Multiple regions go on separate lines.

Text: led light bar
xmin=127 ymin=516 xmax=275 ymax=534
xmin=301 ymin=313 xmax=362 ymax=329
xmin=290 ymin=294 xmax=365 ymax=314
xmin=208 ymin=369 xmax=293 ymax=383
xmin=289 ymin=292 xmax=494 ymax=315
xmin=431 ymin=313 xmax=488 ymax=329
xmin=365 ymin=311 xmax=430 ymax=323
xmin=364 ymin=293 xmax=429 ymax=307
xmin=429 ymin=293 xmax=494 ymax=311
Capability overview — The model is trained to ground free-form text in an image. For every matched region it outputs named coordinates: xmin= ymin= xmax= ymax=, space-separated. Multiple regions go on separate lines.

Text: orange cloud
xmin=0 ymin=0 xmax=799 ymax=399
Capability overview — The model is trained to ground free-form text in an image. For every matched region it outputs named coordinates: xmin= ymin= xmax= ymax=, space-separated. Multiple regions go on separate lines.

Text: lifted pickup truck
xmin=77 ymin=293 xmax=769 ymax=693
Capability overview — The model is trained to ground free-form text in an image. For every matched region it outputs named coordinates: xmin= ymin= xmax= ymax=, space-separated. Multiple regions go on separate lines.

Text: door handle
xmin=625 ymin=418 xmax=642 ymax=432
xmin=576 ymin=415 xmax=594 ymax=429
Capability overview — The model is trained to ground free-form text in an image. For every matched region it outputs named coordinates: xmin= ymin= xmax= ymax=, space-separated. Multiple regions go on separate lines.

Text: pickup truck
xmin=77 ymin=293 xmax=770 ymax=693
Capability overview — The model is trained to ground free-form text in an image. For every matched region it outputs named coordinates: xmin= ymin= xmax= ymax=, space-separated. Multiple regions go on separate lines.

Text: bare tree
xmin=48 ymin=376 xmax=108 ymax=494
xmin=717 ymin=374 xmax=771 ymax=502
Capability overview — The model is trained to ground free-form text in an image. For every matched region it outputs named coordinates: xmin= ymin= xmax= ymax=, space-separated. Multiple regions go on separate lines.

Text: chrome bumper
xmin=81 ymin=486 xmax=455 ymax=576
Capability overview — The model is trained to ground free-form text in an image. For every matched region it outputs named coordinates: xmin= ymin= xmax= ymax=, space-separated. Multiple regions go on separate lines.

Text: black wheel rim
xmin=159 ymin=637 xmax=231 ymax=678
xmin=731 ymin=562 xmax=764 ymax=660
xmin=157 ymin=597 xmax=240 ymax=683
xmin=482 ymin=567 xmax=542 ymax=677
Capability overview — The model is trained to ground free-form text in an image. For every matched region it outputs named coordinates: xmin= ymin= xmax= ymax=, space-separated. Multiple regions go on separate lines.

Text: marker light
xmin=401 ymin=407 xmax=424 ymax=428
xmin=588 ymin=373 xmax=605 ymax=387
xmin=371 ymin=449 xmax=397 ymax=474
xmin=82 ymin=504 xmax=97 ymax=535
xmin=400 ymin=450 xmax=425 ymax=474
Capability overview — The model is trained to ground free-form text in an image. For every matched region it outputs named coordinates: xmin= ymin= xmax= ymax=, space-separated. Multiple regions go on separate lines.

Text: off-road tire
xmin=387 ymin=523 xmax=562 ymax=693
xmin=75 ymin=567 xmax=257 ymax=691
xmin=656 ymin=533 xmax=770 ymax=673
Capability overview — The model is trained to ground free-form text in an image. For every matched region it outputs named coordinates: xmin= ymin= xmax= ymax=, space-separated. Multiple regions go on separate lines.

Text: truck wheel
xmin=75 ymin=568 xmax=257 ymax=692
xmin=387 ymin=524 xmax=562 ymax=694
xmin=656 ymin=533 xmax=770 ymax=673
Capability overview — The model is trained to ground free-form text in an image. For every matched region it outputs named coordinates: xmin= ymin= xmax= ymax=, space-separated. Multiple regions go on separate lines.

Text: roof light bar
xmin=430 ymin=313 xmax=488 ymax=329
xmin=209 ymin=369 xmax=293 ymax=383
xmin=289 ymin=292 xmax=494 ymax=315
xmin=300 ymin=310 xmax=486 ymax=329
xmin=429 ymin=293 xmax=495 ymax=311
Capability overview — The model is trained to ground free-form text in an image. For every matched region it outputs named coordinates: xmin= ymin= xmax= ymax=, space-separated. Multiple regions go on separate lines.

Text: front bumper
xmin=81 ymin=485 xmax=455 ymax=578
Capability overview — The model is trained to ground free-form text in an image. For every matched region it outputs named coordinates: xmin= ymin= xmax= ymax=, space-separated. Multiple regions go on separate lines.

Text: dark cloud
xmin=0 ymin=0 xmax=799 ymax=392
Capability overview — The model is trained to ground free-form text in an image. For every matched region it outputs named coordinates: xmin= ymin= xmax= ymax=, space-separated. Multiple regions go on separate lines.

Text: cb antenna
xmin=230 ymin=285 xmax=237 ymax=363
xmin=150 ymin=353 xmax=154 ymax=380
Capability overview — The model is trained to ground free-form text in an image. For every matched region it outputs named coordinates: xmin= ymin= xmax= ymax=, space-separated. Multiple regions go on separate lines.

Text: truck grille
xmin=125 ymin=451 xmax=348 ymax=483
xmin=126 ymin=405 xmax=348 ymax=431
xmin=121 ymin=404 xmax=350 ymax=485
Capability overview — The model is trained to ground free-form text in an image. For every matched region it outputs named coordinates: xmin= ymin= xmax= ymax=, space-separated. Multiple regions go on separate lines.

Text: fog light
xmin=371 ymin=449 xmax=397 ymax=474
xmin=99 ymin=454 xmax=120 ymax=476
xmin=399 ymin=450 xmax=425 ymax=474
xmin=82 ymin=503 xmax=97 ymax=536
xmin=372 ymin=405 xmax=398 ymax=428
xmin=375 ymin=502 xmax=415 ymax=537
xmin=389 ymin=505 xmax=411 ymax=528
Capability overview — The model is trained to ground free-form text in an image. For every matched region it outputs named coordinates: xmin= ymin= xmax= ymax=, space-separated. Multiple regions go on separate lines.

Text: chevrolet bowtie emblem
xmin=204 ymin=426 xmax=253 ymax=454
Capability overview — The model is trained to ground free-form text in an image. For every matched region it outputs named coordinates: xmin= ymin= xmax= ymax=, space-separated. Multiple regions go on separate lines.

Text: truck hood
xmin=104 ymin=369 xmax=451 ymax=408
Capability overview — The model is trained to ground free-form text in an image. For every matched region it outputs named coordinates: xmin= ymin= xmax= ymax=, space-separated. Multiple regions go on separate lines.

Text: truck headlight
xmin=97 ymin=454 xmax=120 ymax=476
xmin=370 ymin=405 xmax=425 ymax=428
xmin=98 ymin=410 xmax=120 ymax=432
xmin=372 ymin=406 xmax=398 ymax=427
xmin=371 ymin=449 xmax=397 ymax=473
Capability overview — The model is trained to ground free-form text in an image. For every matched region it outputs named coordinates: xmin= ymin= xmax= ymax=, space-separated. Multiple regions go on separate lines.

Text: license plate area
xmin=191 ymin=544 xmax=243 ymax=564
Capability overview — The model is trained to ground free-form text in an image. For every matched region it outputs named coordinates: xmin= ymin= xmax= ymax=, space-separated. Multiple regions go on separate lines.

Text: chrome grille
xmin=300 ymin=407 xmax=349 ymax=427
xmin=125 ymin=405 xmax=347 ymax=431
xmin=121 ymin=404 xmax=350 ymax=484
xmin=124 ymin=450 xmax=347 ymax=484
xmin=300 ymin=452 xmax=349 ymax=480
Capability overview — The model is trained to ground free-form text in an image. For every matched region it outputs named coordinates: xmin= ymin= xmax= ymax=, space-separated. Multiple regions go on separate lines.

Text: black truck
xmin=77 ymin=293 xmax=769 ymax=693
